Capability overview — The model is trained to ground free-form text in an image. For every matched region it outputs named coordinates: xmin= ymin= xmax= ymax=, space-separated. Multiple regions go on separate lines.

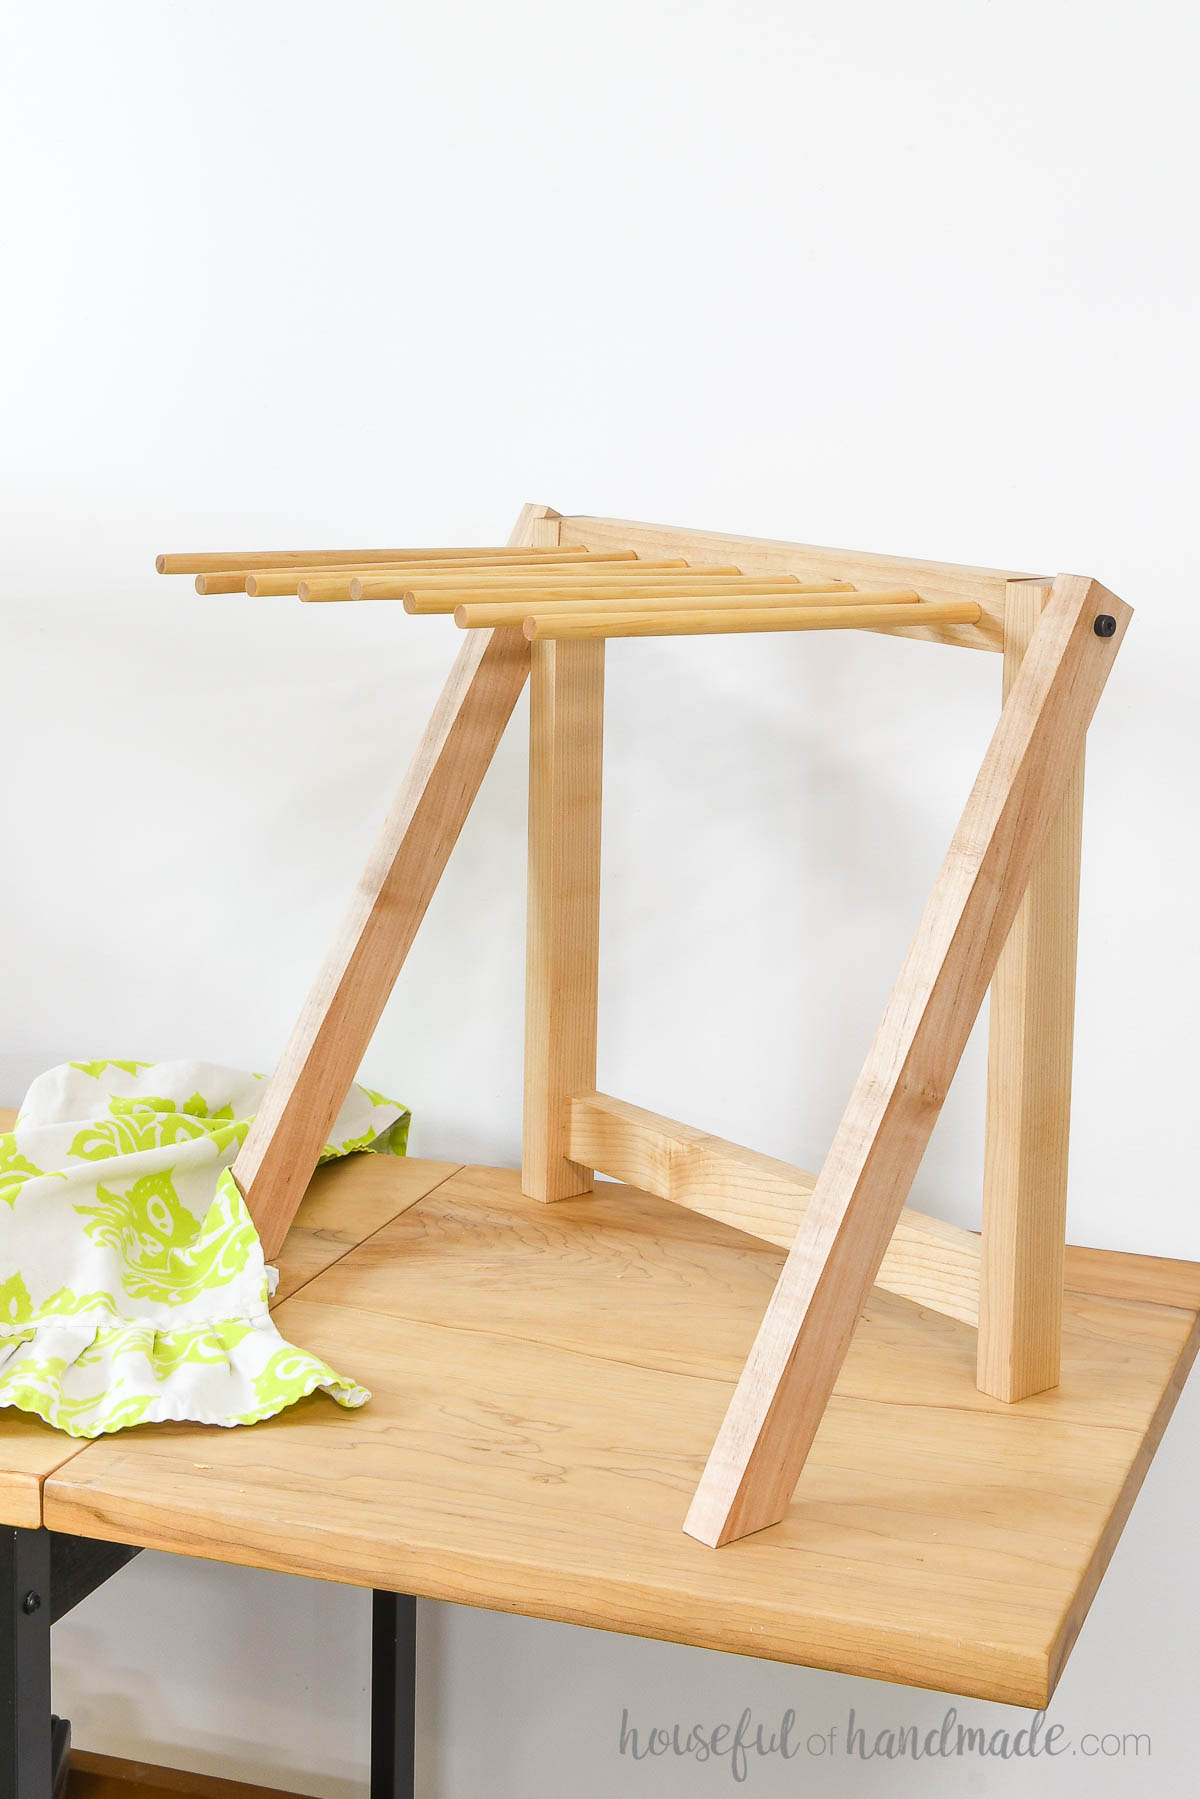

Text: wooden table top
xmin=7 ymin=1156 xmax=1192 ymax=1706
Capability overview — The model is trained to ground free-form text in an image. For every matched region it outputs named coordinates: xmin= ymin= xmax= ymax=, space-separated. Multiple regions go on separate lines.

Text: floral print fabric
xmin=0 ymin=1059 xmax=408 ymax=1436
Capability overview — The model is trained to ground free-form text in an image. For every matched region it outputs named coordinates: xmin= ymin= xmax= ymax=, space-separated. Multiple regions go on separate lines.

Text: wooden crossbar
xmin=149 ymin=504 xmax=1130 ymax=1550
xmin=566 ymin=1091 xmax=981 ymax=1326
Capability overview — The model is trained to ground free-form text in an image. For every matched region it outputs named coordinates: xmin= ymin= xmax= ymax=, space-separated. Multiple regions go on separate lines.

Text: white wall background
xmin=2 ymin=0 xmax=1198 ymax=1792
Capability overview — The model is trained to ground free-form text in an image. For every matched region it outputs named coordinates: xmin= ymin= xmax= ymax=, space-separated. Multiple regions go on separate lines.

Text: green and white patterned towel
xmin=0 ymin=1058 xmax=408 ymax=1437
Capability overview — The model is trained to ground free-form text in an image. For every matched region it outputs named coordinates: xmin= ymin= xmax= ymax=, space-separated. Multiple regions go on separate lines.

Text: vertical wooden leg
xmin=522 ymin=637 xmax=605 ymax=1201
xmin=978 ymin=581 xmax=1085 ymax=1402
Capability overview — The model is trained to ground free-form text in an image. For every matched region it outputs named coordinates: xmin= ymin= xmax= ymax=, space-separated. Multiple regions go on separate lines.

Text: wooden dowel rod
xmin=352 ymin=563 xmax=713 ymax=603
xmin=375 ymin=560 xmax=700 ymax=588
xmin=398 ymin=578 xmax=857 ymax=614
xmin=245 ymin=567 xmax=427 ymax=597
xmin=455 ymin=587 xmax=903 ymax=627
xmin=239 ymin=552 xmax=648 ymax=597
xmin=395 ymin=558 xmax=694 ymax=581
xmin=156 ymin=545 xmax=595 ymax=575
xmin=521 ymin=601 xmax=981 ymax=640
xmin=295 ymin=576 xmax=361 ymax=603
xmin=194 ymin=573 xmax=249 ymax=595
xmin=366 ymin=559 xmax=703 ymax=596
xmin=399 ymin=571 xmax=830 ymax=595
xmin=297 ymin=569 xmax=692 ymax=604
xmin=247 ymin=570 xmax=341 ymax=598
xmin=347 ymin=562 xmax=704 ymax=604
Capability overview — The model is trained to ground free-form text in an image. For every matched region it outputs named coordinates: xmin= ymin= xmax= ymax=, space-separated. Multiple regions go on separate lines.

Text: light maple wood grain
xmin=522 ymin=600 xmax=979 ymax=640
xmin=527 ymin=510 xmax=562 ymax=551
xmin=271 ymin=1151 xmax=461 ymax=1302
xmin=0 ymin=1419 xmax=84 ymax=1529
xmin=978 ymin=581 xmax=1085 ymax=1401
xmin=566 ymin=1091 xmax=981 ymax=1325
xmin=1064 ymin=1245 xmax=1200 ymax=1310
xmin=43 ymin=1160 xmax=1200 ymax=1708
xmin=522 ymin=639 xmax=605 ymax=1201
xmin=684 ymin=576 xmax=1131 ymax=1548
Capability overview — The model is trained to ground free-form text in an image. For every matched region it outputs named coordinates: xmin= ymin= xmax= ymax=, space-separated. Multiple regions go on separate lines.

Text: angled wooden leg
xmin=978 ymin=580 xmax=1085 ymax=1402
xmin=522 ymin=635 xmax=605 ymax=1201
xmin=684 ymin=576 xmax=1131 ymax=1547
xmin=234 ymin=506 xmax=554 ymax=1258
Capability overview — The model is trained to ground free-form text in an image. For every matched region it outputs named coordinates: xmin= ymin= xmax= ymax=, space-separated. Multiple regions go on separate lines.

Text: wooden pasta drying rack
xmin=157 ymin=502 xmax=1131 ymax=1549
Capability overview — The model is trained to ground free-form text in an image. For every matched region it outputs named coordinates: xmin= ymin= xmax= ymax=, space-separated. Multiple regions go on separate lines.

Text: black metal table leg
xmin=371 ymin=1592 xmax=416 ymax=1799
xmin=2 ymin=1526 xmax=139 ymax=1799
xmin=6 ymin=1534 xmax=407 ymax=1799
xmin=1 ymin=1529 xmax=53 ymax=1799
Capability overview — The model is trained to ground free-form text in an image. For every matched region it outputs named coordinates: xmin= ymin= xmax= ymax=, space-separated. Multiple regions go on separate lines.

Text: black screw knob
xmin=1094 ymin=614 xmax=1117 ymax=638
xmin=22 ymin=1592 xmax=41 ymax=1615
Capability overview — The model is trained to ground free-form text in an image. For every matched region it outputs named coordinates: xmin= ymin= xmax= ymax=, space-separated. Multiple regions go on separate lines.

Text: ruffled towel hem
xmin=0 ymin=1320 xmax=370 ymax=1438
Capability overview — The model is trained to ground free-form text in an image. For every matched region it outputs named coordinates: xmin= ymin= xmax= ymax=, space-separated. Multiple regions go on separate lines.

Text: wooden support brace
xmin=232 ymin=506 xmax=551 ymax=1258
xmin=566 ymin=1091 xmax=981 ymax=1325
xmin=684 ymin=575 xmax=1130 ymax=1546
xmin=978 ymin=581 xmax=1085 ymax=1400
